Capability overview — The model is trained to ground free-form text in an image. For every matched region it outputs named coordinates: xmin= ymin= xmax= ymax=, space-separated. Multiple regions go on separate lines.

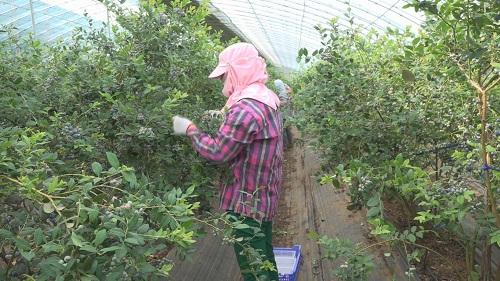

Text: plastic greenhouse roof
xmin=0 ymin=0 xmax=138 ymax=42
xmin=0 ymin=0 xmax=424 ymax=70
xmin=206 ymin=0 xmax=424 ymax=70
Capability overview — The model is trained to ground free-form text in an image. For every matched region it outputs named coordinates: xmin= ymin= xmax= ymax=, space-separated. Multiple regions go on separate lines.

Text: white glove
xmin=172 ymin=116 xmax=193 ymax=135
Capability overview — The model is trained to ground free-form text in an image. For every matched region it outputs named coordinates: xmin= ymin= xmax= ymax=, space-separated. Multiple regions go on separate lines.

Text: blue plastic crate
xmin=273 ymin=245 xmax=301 ymax=281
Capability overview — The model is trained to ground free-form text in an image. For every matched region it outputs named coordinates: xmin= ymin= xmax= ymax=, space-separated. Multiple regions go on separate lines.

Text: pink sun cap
xmin=208 ymin=42 xmax=260 ymax=79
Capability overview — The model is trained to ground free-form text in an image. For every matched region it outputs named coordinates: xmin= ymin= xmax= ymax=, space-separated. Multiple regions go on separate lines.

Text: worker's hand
xmin=172 ymin=116 xmax=193 ymax=135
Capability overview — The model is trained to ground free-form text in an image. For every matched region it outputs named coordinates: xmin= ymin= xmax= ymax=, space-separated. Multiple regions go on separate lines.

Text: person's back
xmin=217 ymin=98 xmax=283 ymax=221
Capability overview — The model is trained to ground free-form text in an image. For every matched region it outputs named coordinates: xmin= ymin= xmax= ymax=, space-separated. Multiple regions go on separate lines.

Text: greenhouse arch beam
xmin=246 ymin=0 xmax=285 ymax=68
xmin=208 ymin=1 xmax=387 ymax=33
xmin=220 ymin=10 xmax=379 ymax=34
xmin=363 ymin=0 xmax=422 ymax=24
xmin=29 ymin=0 xmax=35 ymax=37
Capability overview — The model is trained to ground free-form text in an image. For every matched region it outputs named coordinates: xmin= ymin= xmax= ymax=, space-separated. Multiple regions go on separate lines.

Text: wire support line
xmin=298 ymin=0 xmax=306 ymax=48
xmin=206 ymin=1 xmax=388 ymax=33
xmin=368 ymin=0 xmax=402 ymax=28
xmin=205 ymin=1 xmax=253 ymax=45
xmin=246 ymin=0 xmax=285 ymax=67
xmin=364 ymin=0 xmax=422 ymax=25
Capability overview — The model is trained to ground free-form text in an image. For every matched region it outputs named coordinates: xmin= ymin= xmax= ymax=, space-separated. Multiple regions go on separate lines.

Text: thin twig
xmin=481 ymin=65 xmax=494 ymax=85
xmin=453 ymin=58 xmax=484 ymax=93
xmin=484 ymin=76 xmax=500 ymax=93
xmin=32 ymin=188 xmax=63 ymax=217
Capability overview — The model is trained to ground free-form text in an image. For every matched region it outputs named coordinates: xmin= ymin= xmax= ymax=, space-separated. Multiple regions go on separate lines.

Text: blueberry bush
xmin=0 ymin=0 xmax=242 ymax=279
xmin=293 ymin=0 xmax=498 ymax=280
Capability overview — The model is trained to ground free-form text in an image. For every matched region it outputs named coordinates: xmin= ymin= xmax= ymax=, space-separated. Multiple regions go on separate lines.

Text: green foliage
xmin=0 ymin=128 xmax=200 ymax=280
xmin=0 ymin=0 xmax=233 ymax=279
xmin=309 ymin=232 xmax=374 ymax=281
xmin=490 ymin=230 xmax=500 ymax=247
xmin=0 ymin=0 xmax=225 ymax=187
xmin=292 ymin=22 xmax=478 ymax=167
xmin=293 ymin=0 xmax=498 ymax=279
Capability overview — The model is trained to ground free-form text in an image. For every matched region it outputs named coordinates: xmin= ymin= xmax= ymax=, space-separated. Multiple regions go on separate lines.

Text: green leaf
xmin=106 ymin=152 xmax=120 ymax=169
xmin=138 ymin=262 xmax=157 ymax=273
xmin=20 ymin=250 xmax=35 ymax=262
xmin=367 ymin=196 xmax=379 ymax=207
xmin=186 ymin=184 xmax=195 ymax=195
xmin=402 ymin=69 xmax=415 ymax=82
xmin=92 ymin=162 xmax=102 ymax=176
xmin=167 ymin=191 xmax=177 ymax=204
xmin=463 ymin=190 xmax=474 ymax=201
xmin=100 ymin=92 xmax=115 ymax=103
xmin=100 ymin=246 xmax=122 ymax=254
xmin=39 ymin=256 xmax=65 ymax=274
xmin=367 ymin=207 xmax=380 ymax=217
xmin=407 ymin=233 xmax=416 ymax=243
xmin=41 ymin=152 xmax=58 ymax=161
xmin=124 ymin=237 xmax=141 ymax=245
xmin=331 ymin=177 xmax=341 ymax=189
xmin=71 ymin=232 xmax=85 ymax=247
xmin=14 ymin=238 xmax=30 ymax=250
xmin=80 ymin=244 xmax=98 ymax=253
xmin=490 ymin=230 xmax=500 ymax=247
xmin=414 ymin=211 xmax=432 ymax=223
xmin=137 ymin=224 xmax=150 ymax=234
xmin=298 ymin=47 xmax=308 ymax=58
xmin=43 ymin=202 xmax=55 ymax=213
xmin=0 ymin=229 xmax=14 ymax=239
xmin=34 ymin=228 xmax=45 ymax=245
xmin=47 ymin=177 xmax=60 ymax=194
xmin=81 ymin=206 xmax=99 ymax=223
xmin=105 ymin=271 xmax=122 ymax=281
xmin=160 ymin=263 xmax=174 ymax=275
xmin=93 ymin=229 xmax=107 ymax=246
xmin=234 ymin=223 xmax=251 ymax=229
xmin=122 ymin=170 xmax=137 ymax=186
xmin=371 ymin=225 xmax=391 ymax=235
xmin=109 ymin=227 xmax=125 ymax=238
xmin=485 ymin=145 xmax=496 ymax=153
xmin=42 ymin=242 xmax=64 ymax=253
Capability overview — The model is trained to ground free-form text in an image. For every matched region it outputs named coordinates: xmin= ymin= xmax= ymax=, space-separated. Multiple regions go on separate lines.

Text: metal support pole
xmin=107 ymin=7 xmax=111 ymax=37
xmin=29 ymin=0 xmax=36 ymax=38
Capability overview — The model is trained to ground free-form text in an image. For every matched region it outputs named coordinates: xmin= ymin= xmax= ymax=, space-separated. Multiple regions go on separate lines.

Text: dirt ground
xmin=167 ymin=130 xmax=409 ymax=281
xmin=383 ymin=197 xmax=469 ymax=281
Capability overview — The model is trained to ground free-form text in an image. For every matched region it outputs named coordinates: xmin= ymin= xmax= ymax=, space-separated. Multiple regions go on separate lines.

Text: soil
xmin=383 ymin=198 xmax=468 ymax=281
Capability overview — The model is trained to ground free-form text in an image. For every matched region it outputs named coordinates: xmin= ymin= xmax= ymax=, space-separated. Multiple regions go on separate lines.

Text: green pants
xmin=228 ymin=212 xmax=279 ymax=281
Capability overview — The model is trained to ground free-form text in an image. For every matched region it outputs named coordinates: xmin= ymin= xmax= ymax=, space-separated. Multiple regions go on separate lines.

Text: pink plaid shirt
xmin=187 ymin=98 xmax=283 ymax=221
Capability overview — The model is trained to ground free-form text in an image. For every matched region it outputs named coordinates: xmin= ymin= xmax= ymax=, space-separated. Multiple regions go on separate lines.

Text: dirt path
xmin=168 ymin=130 xmax=409 ymax=280
xmin=273 ymin=130 xmax=409 ymax=281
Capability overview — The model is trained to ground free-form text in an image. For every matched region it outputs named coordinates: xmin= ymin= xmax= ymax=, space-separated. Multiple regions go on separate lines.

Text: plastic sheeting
xmin=0 ymin=0 xmax=424 ymax=70
xmin=0 ymin=0 xmax=138 ymax=42
xmin=206 ymin=0 xmax=424 ymax=70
